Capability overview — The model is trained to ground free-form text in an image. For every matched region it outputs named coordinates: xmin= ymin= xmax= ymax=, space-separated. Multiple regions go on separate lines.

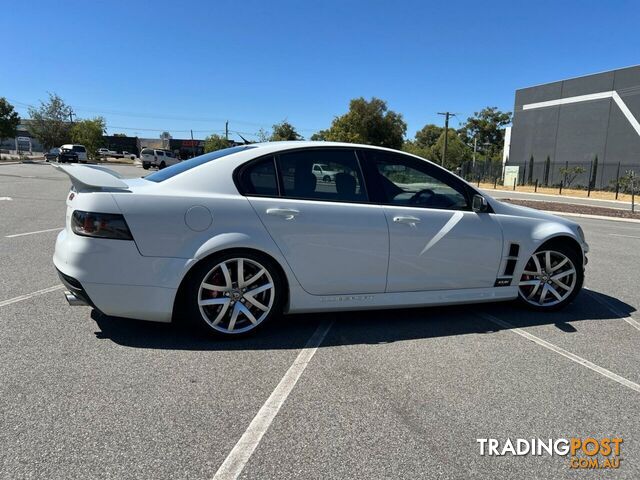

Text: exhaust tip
xmin=64 ymin=290 xmax=88 ymax=306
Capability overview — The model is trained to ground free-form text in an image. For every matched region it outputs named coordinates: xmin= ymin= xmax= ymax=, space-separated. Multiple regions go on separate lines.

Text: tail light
xmin=71 ymin=210 xmax=133 ymax=240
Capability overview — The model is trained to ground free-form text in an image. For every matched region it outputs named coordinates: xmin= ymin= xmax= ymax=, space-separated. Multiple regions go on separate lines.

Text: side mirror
xmin=472 ymin=194 xmax=488 ymax=213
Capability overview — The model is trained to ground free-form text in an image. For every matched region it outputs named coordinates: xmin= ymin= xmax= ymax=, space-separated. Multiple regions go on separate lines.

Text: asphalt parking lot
xmin=1 ymin=162 xmax=639 ymax=479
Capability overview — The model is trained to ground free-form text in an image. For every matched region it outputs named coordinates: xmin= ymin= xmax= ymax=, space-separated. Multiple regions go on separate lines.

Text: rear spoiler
xmin=52 ymin=164 xmax=130 ymax=191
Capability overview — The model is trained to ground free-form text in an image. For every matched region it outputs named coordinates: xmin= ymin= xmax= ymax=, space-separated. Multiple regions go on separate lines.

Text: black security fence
xmin=504 ymin=157 xmax=637 ymax=193
xmin=459 ymin=158 xmax=504 ymax=185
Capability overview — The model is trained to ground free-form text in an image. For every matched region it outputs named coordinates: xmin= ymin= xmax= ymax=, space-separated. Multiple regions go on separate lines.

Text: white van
xmin=60 ymin=144 xmax=88 ymax=163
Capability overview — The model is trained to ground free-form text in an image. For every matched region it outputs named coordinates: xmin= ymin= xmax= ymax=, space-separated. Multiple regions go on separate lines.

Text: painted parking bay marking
xmin=5 ymin=227 xmax=63 ymax=238
xmin=212 ymin=320 xmax=334 ymax=480
xmin=0 ymin=285 xmax=65 ymax=308
xmin=478 ymin=313 xmax=640 ymax=393
xmin=585 ymin=290 xmax=640 ymax=332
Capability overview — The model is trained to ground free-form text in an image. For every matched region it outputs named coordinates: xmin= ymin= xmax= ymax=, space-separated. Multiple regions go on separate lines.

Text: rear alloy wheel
xmin=518 ymin=247 xmax=582 ymax=310
xmin=159 ymin=161 xmax=166 ymax=169
xmin=323 ymin=175 xmax=331 ymax=182
xmin=186 ymin=254 xmax=282 ymax=337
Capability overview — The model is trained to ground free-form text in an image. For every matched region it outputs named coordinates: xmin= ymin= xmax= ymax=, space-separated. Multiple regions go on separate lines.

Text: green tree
xmin=402 ymin=140 xmax=431 ymax=159
xmin=112 ymin=133 xmax=127 ymax=137
xmin=312 ymin=97 xmax=407 ymax=149
xmin=27 ymin=93 xmax=74 ymax=149
xmin=543 ymin=156 xmax=551 ymax=185
xmin=256 ymin=128 xmax=270 ymax=142
xmin=269 ymin=120 xmax=303 ymax=141
xmin=204 ymin=133 xmax=228 ymax=153
xmin=428 ymin=130 xmax=471 ymax=170
xmin=458 ymin=107 xmax=512 ymax=158
xmin=590 ymin=155 xmax=599 ymax=189
xmin=0 ymin=98 xmax=20 ymax=142
xmin=414 ymin=124 xmax=443 ymax=149
xmin=70 ymin=117 xmax=106 ymax=161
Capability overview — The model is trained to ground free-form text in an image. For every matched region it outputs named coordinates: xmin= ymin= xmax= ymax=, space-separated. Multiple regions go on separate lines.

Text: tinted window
xmin=156 ymin=150 xmax=165 ymax=156
xmin=73 ymin=146 xmax=86 ymax=153
xmin=240 ymin=157 xmax=278 ymax=196
xmin=141 ymin=149 xmax=153 ymax=155
xmin=365 ymin=150 xmax=469 ymax=210
xmin=146 ymin=146 xmax=255 ymax=182
xmin=278 ymin=149 xmax=366 ymax=202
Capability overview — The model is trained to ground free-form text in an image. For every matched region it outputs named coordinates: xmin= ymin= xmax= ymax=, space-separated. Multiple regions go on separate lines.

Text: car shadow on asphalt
xmin=91 ymin=288 xmax=635 ymax=351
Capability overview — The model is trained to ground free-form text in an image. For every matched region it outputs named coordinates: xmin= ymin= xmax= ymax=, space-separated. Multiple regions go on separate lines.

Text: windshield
xmin=144 ymin=146 xmax=256 ymax=182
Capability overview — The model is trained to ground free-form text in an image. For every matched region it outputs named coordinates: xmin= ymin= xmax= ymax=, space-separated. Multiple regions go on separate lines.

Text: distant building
xmin=508 ymin=65 xmax=640 ymax=188
xmin=0 ymin=122 xmax=44 ymax=153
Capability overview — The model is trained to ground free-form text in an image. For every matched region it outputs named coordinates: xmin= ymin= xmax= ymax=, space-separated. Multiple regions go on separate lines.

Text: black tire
xmin=323 ymin=175 xmax=331 ymax=182
xmin=159 ymin=161 xmax=166 ymax=169
xmin=142 ymin=164 xmax=150 ymax=170
xmin=517 ymin=242 xmax=583 ymax=311
xmin=182 ymin=250 xmax=285 ymax=338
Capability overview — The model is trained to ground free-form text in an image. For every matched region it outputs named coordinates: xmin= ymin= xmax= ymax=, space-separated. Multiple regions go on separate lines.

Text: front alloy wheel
xmin=186 ymin=254 xmax=282 ymax=337
xmin=518 ymin=248 xmax=582 ymax=310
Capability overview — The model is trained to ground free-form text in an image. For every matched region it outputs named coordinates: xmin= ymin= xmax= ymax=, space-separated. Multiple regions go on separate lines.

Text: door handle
xmin=266 ymin=208 xmax=300 ymax=220
xmin=393 ymin=215 xmax=421 ymax=225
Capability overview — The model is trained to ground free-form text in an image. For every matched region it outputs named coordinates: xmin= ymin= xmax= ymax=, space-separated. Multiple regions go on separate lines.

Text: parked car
xmin=140 ymin=148 xmax=179 ymax=169
xmin=60 ymin=144 xmax=88 ymax=163
xmin=56 ymin=147 xmax=79 ymax=163
xmin=54 ymin=142 xmax=589 ymax=338
xmin=97 ymin=148 xmax=117 ymax=157
xmin=44 ymin=148 xmax=60 ymax=162
xmin=98 ymin=148 xmax=137 ymax=160
xmin=312 ymin=163 xmax=339 ymax=182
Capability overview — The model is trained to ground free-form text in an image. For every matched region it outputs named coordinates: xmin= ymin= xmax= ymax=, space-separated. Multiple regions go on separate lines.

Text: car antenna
xmin=237 ymin=133 xmax=252 ymax=145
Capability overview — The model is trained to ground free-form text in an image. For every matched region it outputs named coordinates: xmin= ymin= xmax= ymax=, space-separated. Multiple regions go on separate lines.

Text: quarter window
xmin=277 ymin=149 xmax=366 ymax=202
xmin=364 ymin=150 xmax=469 ymax=210
xmin=241 ymin=157 xmax=278 ymax=196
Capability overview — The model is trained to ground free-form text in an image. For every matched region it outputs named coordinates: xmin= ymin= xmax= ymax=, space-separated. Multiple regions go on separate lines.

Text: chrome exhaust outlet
xmin=64 ymin=290 xmax=88 ymax=306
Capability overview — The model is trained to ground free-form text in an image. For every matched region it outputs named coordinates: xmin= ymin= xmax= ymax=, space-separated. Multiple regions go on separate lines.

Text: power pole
xmin=437 ymin=112 xmax=455 ymax=167
xmin=472 ymin=137 xmax=477 ymax=167
xmin=225 ymin=121 xmax=229 ymax=143
xmin=69 ymin=111 xmax=75 ymax=123
xmin=190 ymin=129 xmax=196 ymax=158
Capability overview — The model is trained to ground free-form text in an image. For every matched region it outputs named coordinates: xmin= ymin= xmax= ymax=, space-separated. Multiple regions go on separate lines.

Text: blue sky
xmin=2 ymin=0 xmax=639 ymax=141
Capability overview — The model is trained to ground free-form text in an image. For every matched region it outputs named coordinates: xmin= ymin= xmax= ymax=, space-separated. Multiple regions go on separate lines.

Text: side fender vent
xmin=495 ymin=243 xmax=520 ymax=287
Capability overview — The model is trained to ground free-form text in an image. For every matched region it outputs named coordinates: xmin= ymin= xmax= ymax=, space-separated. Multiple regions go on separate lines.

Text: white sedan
xmin=53 ymin=142 xmax=588 ymax=337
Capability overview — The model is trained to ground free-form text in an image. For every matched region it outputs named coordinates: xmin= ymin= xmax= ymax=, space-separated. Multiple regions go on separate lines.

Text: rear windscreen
xmin=145 ymin=146 xmax=256 ymax=182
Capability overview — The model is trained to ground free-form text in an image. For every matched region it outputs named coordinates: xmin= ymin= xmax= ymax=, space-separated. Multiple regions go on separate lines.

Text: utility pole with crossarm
xmin=437 ymin=112 xmax=456 ymax=167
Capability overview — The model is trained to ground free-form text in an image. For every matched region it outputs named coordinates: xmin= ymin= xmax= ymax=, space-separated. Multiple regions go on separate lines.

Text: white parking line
xmin=609 ymin=233 xmax=640 ymax=240
xmin=212 ymin=320 xmax=334 ymax=480
xmin=478 ymin=313 xmax=640 ymax=393
xmin=0 ymin=285 xmax=64 ymax=308
xmin=585 ymin=290 xmax=640 ymax=332
xmin=5 ymin=227 xmax=62 ymax=238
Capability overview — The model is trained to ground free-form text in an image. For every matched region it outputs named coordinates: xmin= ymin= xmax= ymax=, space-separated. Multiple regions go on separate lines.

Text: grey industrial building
xmin=508 ymin=65 xmax=640 ymax=188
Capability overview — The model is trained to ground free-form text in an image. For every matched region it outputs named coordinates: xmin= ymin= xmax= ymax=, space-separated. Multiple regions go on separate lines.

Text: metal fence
xmin=504 ymin=159 xmax=638 ymax=192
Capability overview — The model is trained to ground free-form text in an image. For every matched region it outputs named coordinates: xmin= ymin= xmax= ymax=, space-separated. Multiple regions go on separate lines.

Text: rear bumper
xmin=57 ymin=268 xmax=98 ymax=309
xmin=54 ymin=229 xmax=189 ymax=323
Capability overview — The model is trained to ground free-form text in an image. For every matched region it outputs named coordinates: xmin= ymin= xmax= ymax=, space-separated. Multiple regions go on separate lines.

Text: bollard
xmin=559 ymin=181 xmax=563 ymax=195
xmin=494 ymin=177 xmax=498 ymax=189
xmin=513 ymin=178 xmax=516 ymax=191
xmin=477 ymin=176 xmax=480 ymax=187
xmin=535 ymin=179 xmax=538 ymax=193
xmin=632 ymin=175 xmax=636 ymax=214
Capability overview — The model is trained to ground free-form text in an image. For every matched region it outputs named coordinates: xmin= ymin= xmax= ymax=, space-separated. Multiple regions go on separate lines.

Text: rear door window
xmin=277 ymin=149 xmax=367 ymax=203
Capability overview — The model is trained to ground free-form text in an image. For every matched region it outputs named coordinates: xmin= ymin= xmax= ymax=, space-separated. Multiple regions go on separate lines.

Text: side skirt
xmin=285 ymin=286 xmax=519 ymax=314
